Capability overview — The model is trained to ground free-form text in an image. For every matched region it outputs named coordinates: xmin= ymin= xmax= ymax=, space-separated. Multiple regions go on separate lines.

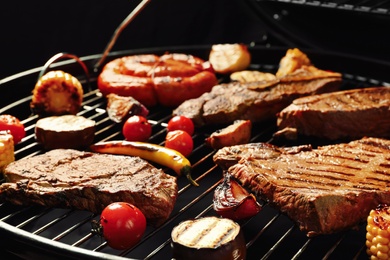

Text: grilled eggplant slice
xmin=171 ymin=216 xmax=246 ymax=260
xmin=35 ymin=115 xmax=95 ymax=150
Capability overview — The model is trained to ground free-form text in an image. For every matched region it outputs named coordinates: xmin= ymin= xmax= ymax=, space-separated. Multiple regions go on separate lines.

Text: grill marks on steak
xmin=213 ymin=137 xmax=390 ymax=236
xmin=173 ymin=66 xmax=341 ymax=127
xmin=0 ymin=149 xmax=178 ymax=226
xmin=275 ymin=86 xmax=390 ymax=140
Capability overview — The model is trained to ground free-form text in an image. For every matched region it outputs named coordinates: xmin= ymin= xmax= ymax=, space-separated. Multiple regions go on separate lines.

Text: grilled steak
xmin=173 ymin=66 xmax=341 ymax=127
xmin=213 ymin=137 xmax=390 ymax=236
xmin=275 ymin=86 xmax=390 ymax=140
xmin=0 ymin=149 xmax=178 ymax=226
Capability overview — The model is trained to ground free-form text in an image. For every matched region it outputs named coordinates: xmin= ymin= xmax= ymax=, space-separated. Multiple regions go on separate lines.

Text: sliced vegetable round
xmin=0 ymin=114 xmax=26 ymax=144
xmin=167 ymin=115 xmax=195 ymax=136
xmin=100 ymin=202 xmax=146 ymax=250
xmin=122 ymin=115 xmax=152 ymax=142
xmin=35 ymin=115 xmax=95 ymax=150
xmin=171 ymin=216 xmax=246 ymax=260
xmin=165 ymin=130 xmax=193 ymax=157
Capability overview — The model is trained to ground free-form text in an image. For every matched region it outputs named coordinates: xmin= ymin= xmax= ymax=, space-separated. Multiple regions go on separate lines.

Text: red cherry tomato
xmin=0 ymin=114 xmax=26 ymax=144
xmin=100 ymin=202 xmax=147 ymax=250
xmin=165 ymin=130 xmax=193 ymax=157
xmin=167 ymin=115 xmax=194 ymax=136
xmin=122 ymin=115 xmax=152 ymax=141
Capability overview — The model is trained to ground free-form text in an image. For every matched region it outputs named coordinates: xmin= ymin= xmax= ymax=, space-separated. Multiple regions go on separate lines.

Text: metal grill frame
xmin=0 ymin=45 xmax=389 ymax=259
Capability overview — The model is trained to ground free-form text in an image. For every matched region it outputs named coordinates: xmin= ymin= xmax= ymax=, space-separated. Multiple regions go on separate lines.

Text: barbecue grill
xmin=1 ymin=1 xmax=390 ymax=259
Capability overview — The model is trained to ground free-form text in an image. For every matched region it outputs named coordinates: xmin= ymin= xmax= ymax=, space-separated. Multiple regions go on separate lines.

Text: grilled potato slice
xmin=30 ymin=70 xmax=83 ymax=116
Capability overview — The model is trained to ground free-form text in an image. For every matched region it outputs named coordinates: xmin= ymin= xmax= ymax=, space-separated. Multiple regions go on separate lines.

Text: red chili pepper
xmin=213 ymin=172 xmax=261 ymax=221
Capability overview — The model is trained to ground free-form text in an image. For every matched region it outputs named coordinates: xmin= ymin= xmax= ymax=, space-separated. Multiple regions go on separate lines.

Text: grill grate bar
xmin=258 ymin=0 xmax=390 ymax=13
xmin=246 ymin=212 xmax=282 ymax=249
xmin=322 ymin=233 xmax=346 ymax=259
xmin=52 ymin=212 xmax=96 ymax=241
xmin=2 ymin=48 xmax=388 ymax=259
xmin=291 ymin=238 xmax=312 ymax=260
xmin=72 ymin=232 xmax=96 ymax=247
xmin=261 ymin=225 xmax=297 ymax=259
xmin=32 ymin=210 xmax=75 ymax=235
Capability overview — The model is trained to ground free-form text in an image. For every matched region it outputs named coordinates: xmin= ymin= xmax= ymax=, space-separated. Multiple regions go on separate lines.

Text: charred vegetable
xmin=31 ymin=70 xmax=83 ymax=116
xmin=90 ymin=140 xmax=198 ymax=186
xmin=0 ymin=131 xmax=14 ymax=172
xmin=171 ymin=216 xmax=246 ymax=260
xmin=366 ymin=204 xmax=390 ymax=259
xmin=213 ymin=173 xmax=261 ymax=221
xmin=209 ymin=43 xmax=251 ymax=74
xmin=106 ymin=93 xmax=149 ymax=123
xmin=35 ymin=115 xmax=95 ymax=150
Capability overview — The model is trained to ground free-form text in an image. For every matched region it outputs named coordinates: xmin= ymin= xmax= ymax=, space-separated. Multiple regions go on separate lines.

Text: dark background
xmin=0 ymin=0 xmax=270 ymax=79
xmin=2 ymin=0 xmax=390 ymax=80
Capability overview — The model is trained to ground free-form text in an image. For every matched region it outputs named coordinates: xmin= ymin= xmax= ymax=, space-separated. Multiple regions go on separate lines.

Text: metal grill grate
xmin=0 ymin=46 xmax=387 ymax=259
xmin=255 ymin=0 xmax=390 ymax=14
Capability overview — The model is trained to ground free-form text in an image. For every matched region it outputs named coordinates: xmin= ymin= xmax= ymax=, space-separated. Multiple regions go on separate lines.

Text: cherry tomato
xmin=165 ymin=130 xmax=193 ymax=157
xmin=167 ymin=115 xmax=194 ymax=136
xmin=100 ymin=202 xmax=147 ymax=250
xmin=0 ymin=114 xmax=26 ymax=144
xmin=122 ymin=115 xmax=152 ymax=141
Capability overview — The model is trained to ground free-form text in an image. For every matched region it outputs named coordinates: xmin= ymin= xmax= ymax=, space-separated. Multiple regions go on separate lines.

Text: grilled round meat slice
xmin=0 ymin=149 xmax=178 ymax=226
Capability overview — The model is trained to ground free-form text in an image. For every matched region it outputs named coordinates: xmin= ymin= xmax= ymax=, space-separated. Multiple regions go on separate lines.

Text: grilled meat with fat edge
xmin=213 ymin=137 xmax=390 ymax=236
xmin=173 ymin=66 xmax=341 ymax=127
xmin=275 ymin=86 xmax=390 ymax=140
xmin=0 ymin=149 xmax=178 ymax=226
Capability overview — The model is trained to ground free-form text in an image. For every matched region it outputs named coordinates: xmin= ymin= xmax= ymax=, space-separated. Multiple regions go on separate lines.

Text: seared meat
xmin=275 ymin=86 xmax=390 ymax=140
xmin=0 ymin=149 xmax=178 ymax=226
xmin=173 ymin=66 xmax=341 ymax=127
xmin=213 ymin=137 xmax=390 ymax=236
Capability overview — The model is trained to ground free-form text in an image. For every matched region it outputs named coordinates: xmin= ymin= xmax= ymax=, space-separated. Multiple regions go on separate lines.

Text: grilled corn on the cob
xmin=366 ymin=204 xmax=390 ymax=259
xmin=0 ymin=131 xmax=14 ymax=172
xmin=30 ymin=70 xmax=83 ymax=116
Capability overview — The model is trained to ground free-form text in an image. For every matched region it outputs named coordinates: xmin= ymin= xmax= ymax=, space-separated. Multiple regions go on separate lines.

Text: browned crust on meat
xmin=174 ymin=67 xmax=341 ymax=127
xmin=276 ymin=86 xmax=390 ymax=140
xmin=0 ymin=149 xmax=178 ymax=226
xmin=213 ymin=137 xmax=390 ymax=236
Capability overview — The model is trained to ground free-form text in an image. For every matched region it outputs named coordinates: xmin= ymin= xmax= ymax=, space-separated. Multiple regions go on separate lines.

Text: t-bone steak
xmin=213 ymin=137 xmax=390 ymax=236
xmin=0 ymin=149 xmax=178 ymax=226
